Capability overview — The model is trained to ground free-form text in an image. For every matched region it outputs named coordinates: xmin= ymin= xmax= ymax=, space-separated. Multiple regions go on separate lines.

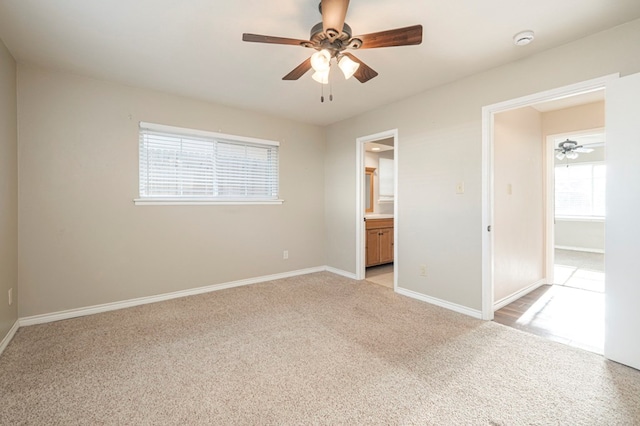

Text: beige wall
xmin=543 ymin=101 xmax=605 ymax=137
xmin=0 ymin=39 xmax=18 ymax=339
xmin=493 ymin=107 xmax=544 ymax=302
xmin=17 ymin=65 xmax=326 ymax=317
xmin=544 ymin=102 xmax=606 ymax=252
xmin=325 ymin=19 xmax=640 ymax=311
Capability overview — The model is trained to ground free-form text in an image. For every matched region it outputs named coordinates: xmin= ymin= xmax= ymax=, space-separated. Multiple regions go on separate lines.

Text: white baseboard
xmin=324 ymin=266 xmax=357 ymax=280
xmin=493 ymin=278 xmax=547 ymax=311
xmin=555 ymin=245 xmax=605 ymax=254
xmin=19 ymin=266 xmax=326 ymax=327
xmin=395 ymin=287 xmax=482 ymax=319
xmin=0 ymin=319 xmax=20 ymax=356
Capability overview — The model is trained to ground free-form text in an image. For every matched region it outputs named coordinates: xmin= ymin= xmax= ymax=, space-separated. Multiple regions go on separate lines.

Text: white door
xmin=604 ymin=72 xmax=640 ymax=370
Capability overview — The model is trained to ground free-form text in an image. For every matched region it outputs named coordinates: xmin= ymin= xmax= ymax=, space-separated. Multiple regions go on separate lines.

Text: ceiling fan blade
xmin=283 ymin=58 xmax=313 ymax=80
xmin=575 ymin=147 xmax=594 ymax=153
xmin=343 ymin=53 xmax=378 ymax=83
xmin=321 ymin=0 xmax=350 ymax=40
xmin=354 ymin=25 xmax=423 ymax=49
xmin=242 ymin=33 xmax=310 ymax=47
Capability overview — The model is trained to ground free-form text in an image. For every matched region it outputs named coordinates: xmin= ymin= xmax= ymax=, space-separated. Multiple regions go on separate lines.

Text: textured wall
xmin=17 ymin=65 xmax=326 ymax=317
xmin=324 ymin=19 xmax=640 ymax=311
xmin=0 ymin=38 xmax=17 ymax=340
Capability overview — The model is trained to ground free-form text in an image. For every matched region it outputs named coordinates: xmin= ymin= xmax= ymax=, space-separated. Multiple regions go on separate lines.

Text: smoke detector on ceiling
xmin=513 ymin=30 xmax=535 ymax=46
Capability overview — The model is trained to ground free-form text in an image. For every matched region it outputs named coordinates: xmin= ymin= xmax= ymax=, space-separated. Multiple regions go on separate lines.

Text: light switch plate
xmin=456 ymin=182 xmax=465 ymax=194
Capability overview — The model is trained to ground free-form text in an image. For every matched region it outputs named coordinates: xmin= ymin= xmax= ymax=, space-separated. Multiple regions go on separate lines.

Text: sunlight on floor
xmin=495 ymin=250 xmax=605 ymax=354
xmin=554 ymin=258 xmax=605 ymax=293
xmin=514 ymin=285 xmax=604 ymax=353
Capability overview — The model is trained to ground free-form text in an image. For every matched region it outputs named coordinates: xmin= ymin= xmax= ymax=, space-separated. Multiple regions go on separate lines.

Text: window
xmin=136 ymin=122 xmax=281 ymax=205
xmin=555 ymin=162 xmax=605 ymax=218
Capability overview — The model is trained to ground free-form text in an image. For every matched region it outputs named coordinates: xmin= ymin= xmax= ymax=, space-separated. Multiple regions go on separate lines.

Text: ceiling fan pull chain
xmin=320 ymin=82 xmax=324 ymax=103
xmin=329 ymin=66 xmax=334 ymax=101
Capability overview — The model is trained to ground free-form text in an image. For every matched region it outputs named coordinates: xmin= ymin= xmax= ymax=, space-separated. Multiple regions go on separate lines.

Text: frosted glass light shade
xmin=566 ymin=151 xmax=579 ymax=160
xmin=556 ymin=152 xmax=565 ymax=160
xmin=311 ymin=50 xmax=331 ymax=72
xmin=338 ymin=55 xmax=360 ymax=79
xmin=312 ymin=69 xmax=329 ymax=84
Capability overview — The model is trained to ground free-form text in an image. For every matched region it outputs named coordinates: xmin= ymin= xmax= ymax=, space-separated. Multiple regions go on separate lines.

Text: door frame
xmin=481 ymin=74 xmax=618 ymax=320
xmin=355 ymin=129 xmax=398 ymax=290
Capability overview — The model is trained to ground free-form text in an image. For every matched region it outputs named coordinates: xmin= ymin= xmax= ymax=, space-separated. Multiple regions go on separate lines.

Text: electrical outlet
xmin=419 ymin=265 xmax=427 ymax=277
xmin=283 ymin=250 xmax=289 ymax=260
xmin=8 ymin=288 xmax=12 ymax=306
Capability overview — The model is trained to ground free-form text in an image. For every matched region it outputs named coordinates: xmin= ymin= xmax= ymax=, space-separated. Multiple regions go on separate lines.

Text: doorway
xmin=355 ymin=129 xmax=398 ymax=290
xmin=482 ymin=76 xmax=613 ymax=354
xmin=486 ymin=72 xmax=640 ymax=370
xmin=493 ymin=126 xmax=606 ymax=353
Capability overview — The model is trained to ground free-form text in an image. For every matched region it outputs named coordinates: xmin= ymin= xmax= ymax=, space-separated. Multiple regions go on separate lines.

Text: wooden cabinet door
xmin=366 ymin=229 xmax=380 ymax=266
xmin=379 ymin=228 xmax=394 ymax=263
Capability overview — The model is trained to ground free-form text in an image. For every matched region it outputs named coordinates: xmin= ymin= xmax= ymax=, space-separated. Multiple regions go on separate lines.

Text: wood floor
xmin=494 ymin=284 xmax=604 ymax=354
xmin=494 ymin=249 xmax=604 ymax=354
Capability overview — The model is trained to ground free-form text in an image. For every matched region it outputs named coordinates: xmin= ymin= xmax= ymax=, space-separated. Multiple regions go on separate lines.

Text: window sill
xmin=555 ymin=216 xmax=605 ymax=222
xmin=134 ymin=198 xmax=284 ymax=206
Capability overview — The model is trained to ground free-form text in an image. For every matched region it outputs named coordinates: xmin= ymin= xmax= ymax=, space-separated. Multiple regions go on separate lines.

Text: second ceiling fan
xmin=242 ymin=0 xmax=423 ymax=84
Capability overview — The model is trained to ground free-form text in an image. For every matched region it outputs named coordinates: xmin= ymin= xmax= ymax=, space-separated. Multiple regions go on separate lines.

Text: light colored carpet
xmin=1 ymin=272 xmax=639 ymax=425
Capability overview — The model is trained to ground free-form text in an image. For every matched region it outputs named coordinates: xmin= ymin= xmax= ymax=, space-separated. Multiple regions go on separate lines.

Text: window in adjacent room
xmin=555 ymin=162 xmax=605 ymax=219
xmin=136 ymin=122 xmax=281 ymax=205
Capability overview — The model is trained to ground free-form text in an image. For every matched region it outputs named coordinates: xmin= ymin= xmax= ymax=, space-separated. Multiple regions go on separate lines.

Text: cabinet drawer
xmin=366 ymin=218 xmax=394 ymax=230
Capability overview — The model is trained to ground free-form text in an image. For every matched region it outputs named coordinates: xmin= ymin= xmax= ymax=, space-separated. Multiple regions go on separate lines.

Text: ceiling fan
xmin=555 ymin=139 xmax=594 ymax=160
xmin=241 ymin=0 xmax=422 ymax=86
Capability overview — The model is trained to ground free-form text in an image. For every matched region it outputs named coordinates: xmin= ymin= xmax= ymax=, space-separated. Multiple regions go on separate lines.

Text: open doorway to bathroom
xmin=355 ymin=130 xmax=397 ymax=289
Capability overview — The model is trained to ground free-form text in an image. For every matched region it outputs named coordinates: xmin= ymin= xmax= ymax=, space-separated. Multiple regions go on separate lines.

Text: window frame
xmin=134 ymin=122 xmax=283 ymax=206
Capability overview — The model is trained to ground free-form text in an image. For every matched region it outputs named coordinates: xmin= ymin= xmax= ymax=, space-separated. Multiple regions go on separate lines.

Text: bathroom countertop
xmin=364 ymin=214 xmax=394 ymax=219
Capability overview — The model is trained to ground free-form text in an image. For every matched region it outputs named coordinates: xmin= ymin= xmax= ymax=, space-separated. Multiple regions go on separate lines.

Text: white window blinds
xmin=139 ymin=123 xmax=279 ymax=202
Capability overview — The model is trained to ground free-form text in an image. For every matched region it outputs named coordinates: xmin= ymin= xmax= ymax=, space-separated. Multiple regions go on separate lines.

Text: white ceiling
xmin=1 ymin=0 xmax=639 ymax=126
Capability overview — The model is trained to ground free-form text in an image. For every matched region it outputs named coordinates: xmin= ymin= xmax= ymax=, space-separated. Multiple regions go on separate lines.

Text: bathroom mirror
xmin=365 ymin=167 xmax=375 ymax=213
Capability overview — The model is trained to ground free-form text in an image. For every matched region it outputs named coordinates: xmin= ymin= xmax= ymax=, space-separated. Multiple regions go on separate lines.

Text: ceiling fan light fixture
xmin=310 ymin=49 xmax=331 ymax=72
xmin=338 ymin=55 xmax=360 ymax=79
xmin=312 ymin=69 xmax=330 ymax=84
xmin=555 ymin=152 xmax=565 ymax=160
xmin=566 ymin=151 xmax=579 ymax=160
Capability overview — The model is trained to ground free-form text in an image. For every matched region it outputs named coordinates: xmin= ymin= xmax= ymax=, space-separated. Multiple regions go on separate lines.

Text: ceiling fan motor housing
xmin=308 ymin=22 xmax=360 ymax=54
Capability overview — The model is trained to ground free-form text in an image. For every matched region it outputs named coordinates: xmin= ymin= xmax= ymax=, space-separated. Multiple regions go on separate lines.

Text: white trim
xmin=555 ymin=245 xmax=605 ymax=254
xmin=355 ymin=129 xmax=398 ymax=284
xmin=493 ymin=279 xmax=547 ymax=311
xmin=555 ymin=216 xmax=605 ymax=222
xmin=134 ymin=198 xmax=284 ymax=206
xmin=481 ymin=73 xmax=618 ymax=321
xmin=19 ymin=266 xmax=325 ymax=327
xmin=139 ymin=122 xmax=279 ymax=147
xmin=0 ymin=319 xmax=19 ymax=356
xmin=325 ymin=266 xmax=358 ymax=280
xmin=396 ymin=287 xmax=482 ymax=319
xmin=545 ymin=134 xmax=556 ymax=290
